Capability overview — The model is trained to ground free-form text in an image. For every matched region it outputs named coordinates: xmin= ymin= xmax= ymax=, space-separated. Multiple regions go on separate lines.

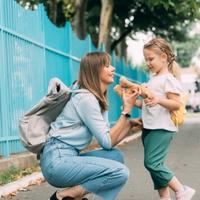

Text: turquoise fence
xmin=0 ymin=0 xmax=148 ymax=157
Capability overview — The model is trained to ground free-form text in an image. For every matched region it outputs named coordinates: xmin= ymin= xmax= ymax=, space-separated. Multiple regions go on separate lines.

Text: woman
xmin=40 ymin=52 xmax=140 ymax=200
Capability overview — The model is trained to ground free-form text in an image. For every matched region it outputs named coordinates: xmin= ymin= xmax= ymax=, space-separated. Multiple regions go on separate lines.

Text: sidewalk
xmin=184 ymin=112 xmax=200 ymax=123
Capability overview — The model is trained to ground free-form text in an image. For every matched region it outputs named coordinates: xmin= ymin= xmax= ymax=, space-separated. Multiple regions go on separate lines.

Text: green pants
xmin=142 ymin=129 xmax=175 ymax=190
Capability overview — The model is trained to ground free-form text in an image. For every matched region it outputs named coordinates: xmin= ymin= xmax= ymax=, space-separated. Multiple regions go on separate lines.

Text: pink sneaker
xmin=176 ymin=186 xmax=196 ymax=200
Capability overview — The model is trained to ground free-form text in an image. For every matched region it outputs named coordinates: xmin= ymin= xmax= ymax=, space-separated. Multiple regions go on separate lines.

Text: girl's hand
xmin=122 ymin=89 xmax=139 ymax=113
xmin=144 ymin=96 xmax=160 ymax=107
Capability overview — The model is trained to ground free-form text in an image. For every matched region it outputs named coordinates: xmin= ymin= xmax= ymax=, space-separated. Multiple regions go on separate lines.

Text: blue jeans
xmin=40 ymin=137 xmax=129 ymax=200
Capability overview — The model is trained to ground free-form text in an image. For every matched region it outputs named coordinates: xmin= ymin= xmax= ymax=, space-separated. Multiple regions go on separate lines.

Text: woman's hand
xmin=129 ymin=118 xmax=143 ymax=132
xmin=122 ymin=89 xmax=139 ymax=113
xmin=129 ymin=118 xmax=143 ymax=126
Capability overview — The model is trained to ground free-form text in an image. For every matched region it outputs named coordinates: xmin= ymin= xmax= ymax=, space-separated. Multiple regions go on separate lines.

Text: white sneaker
xmin=176 ymin=185 xmax=196 ymax=200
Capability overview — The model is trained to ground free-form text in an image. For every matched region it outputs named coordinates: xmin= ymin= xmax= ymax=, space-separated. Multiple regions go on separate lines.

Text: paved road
xmin=7 ymin=118 xmax=200 ymax=200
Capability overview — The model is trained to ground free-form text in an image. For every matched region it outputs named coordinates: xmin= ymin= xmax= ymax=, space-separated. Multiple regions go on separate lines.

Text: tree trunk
xmin=49 ymin=0 xmax=57 ymax=24
xmin=98 ymin=0 xmax=113 ymax=52
xmin=71 ymin=0 xmax=88 ymax=40
xmin=116 ymin=38 xmax=127 ymax=60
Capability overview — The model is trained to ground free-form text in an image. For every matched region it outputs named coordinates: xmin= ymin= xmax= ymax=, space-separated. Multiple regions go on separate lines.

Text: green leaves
xmin=16 ymin=0 xmax=42 ymax=10
xmin=16 ymin=0 xmax=200 ymax=56
xmin=62 ymin=0 xmax=76 ymax=21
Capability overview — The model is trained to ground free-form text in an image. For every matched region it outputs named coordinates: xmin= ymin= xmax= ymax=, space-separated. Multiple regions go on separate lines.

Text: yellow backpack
xmin=171 ymin=94 xmax=187 ymax=126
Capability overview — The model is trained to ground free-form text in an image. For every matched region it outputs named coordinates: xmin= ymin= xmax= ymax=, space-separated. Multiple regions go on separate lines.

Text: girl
xmin=40 ymin=52 xmax=140 ymax=200
xmin=135 ymin=38 xmax=196 ymax=200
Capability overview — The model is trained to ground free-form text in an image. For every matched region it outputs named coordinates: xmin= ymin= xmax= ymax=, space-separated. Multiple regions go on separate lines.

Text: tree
xmin=16 ymin=0 xmax=76 ymax=26
xmin=172 ymin=35 xmax=200 ymax=68
xmin=16 ymin=0 xmax=200 ymax=59
xmin=86 ymin=0 xmax=200 ymax=56
xmin=71 ymin=0 xmax=88 ymax=40
xmin=98 ymin=0 xmax=113 ymax=52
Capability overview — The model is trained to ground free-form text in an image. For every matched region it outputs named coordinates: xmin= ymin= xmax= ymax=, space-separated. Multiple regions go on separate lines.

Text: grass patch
xmin=0 ymin=165 xmax=40 ymax=186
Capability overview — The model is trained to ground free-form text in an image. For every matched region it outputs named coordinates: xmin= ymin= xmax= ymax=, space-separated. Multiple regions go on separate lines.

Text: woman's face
xmin=100 ymin=64 xmax=115 ymax=85
xmin=143 ymin=48 xmax=168 ymax=74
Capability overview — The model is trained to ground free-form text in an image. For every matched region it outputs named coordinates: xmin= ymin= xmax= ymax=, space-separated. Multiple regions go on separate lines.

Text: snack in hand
xmin=113 ymin=84 xmax=137 ymax=97
xmin=120 ymin=76 xmax=140 ymax=91
xmin=113 ymin=84 xmax=123 ymax=97
xmin=114 ymin=76 xmax=154 ymax=99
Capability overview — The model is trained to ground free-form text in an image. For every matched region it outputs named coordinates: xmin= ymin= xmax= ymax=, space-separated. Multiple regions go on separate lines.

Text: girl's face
xmin=100 ymin=64 xmax=115 ymax=85
xmin=143 ymin=48 xmax=168 ymax=74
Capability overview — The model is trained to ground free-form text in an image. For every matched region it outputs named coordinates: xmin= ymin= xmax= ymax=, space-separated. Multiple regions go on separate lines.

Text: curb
xmin=118 ymin=132 xmax=141 ymax=146
xmin=0 ymin=172 xmax=44 ymax=198
xmin=0 ymin=132 xmax=141 ymax=198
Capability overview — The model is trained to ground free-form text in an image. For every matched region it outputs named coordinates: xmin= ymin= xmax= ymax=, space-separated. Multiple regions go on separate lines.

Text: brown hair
xmin=144 ymin=37 xmax=181 ymax=80
xmin=78 ymin=52 xmax=111 ymax=111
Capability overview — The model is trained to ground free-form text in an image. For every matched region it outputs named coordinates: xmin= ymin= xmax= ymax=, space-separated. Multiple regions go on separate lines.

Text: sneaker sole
xmin=190 ymin=189 xmax=196 ymax=199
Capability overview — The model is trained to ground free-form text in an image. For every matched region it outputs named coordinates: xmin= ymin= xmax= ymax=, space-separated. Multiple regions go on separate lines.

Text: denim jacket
xmin=49 ymin=90 xmax=112 ymax=150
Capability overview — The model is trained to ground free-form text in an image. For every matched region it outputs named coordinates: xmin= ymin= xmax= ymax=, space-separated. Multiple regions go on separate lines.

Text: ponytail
xmin=169 ymin=61 xmax=181 ymax=81
xmin=168 ymin=55 xmax=181 ymax=81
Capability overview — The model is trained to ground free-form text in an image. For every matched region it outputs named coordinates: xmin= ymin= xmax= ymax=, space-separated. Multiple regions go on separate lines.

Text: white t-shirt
xmin=142 ymin=73 xmax=183 ymax=132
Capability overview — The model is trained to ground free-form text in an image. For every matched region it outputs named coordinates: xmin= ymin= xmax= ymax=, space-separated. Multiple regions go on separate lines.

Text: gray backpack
xmin=19 ymin=77 xmax=71 ymax=155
